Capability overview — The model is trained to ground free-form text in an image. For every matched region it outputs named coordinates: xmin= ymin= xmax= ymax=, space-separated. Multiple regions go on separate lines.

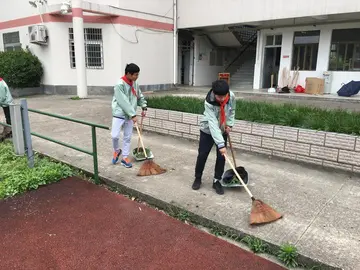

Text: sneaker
xmin=112 ymin=150 xmax=122 ymax=165
xmin=121 ymin=157 xmax=133 ymax=168
xmin=192 ymin=178 xmax=202 ymax=190
xmin=213 ymin=180 xmax=224 ymax=195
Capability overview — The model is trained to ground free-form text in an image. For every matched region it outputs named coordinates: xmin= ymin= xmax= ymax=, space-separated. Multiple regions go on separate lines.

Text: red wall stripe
xmin=71 ymin=8 xmax=83 ymax=18
xmin=0 ymin=13 xmax=173 ymax=31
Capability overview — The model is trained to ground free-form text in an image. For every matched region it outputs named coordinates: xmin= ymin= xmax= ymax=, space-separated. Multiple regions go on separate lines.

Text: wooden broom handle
xmin=224 ymin=154 xmax=253 ymax=199
xmin=137 ymin=115 xmax=144 ymax=151
xmin=135 ymin=124 xmax=148 ymax=158
xmin=227 ymin=134 xmax=237 ymax=167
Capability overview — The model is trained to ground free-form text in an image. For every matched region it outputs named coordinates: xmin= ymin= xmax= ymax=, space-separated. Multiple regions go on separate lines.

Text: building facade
xmin=177 ymin=0 xmax=360 ymax=93
xmin=0 ymin=0 xmax=174 ymax=96
xmin=1 ymin=0 xmax=360 ymax=95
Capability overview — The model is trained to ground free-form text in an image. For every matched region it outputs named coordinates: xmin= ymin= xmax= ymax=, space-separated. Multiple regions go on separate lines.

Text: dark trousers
xmin=3 ymin=106 xmax=11 ymax=125
xmin=195 ymin=131 xmax=228 ymax=180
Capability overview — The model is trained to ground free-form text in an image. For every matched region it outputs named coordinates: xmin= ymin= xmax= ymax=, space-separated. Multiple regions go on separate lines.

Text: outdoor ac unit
xmin=28 ymin=25 xmax=48 ymax=45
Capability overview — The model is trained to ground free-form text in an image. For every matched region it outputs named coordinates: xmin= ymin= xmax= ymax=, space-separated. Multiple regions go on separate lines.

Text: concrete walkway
xmin=21 ymin=96 xmax=360 ymax=269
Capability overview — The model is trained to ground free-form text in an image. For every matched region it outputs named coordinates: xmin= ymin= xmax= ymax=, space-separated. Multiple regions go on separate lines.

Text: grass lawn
xmin=0 ymin=142 xmax=73 ymax=200
xmin=147 ymin=96 xmax=360 ymax=135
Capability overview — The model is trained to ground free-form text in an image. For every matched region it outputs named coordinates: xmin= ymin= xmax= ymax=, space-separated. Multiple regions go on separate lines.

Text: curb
xmin=37 ymin=152 xmax=342 ymax=270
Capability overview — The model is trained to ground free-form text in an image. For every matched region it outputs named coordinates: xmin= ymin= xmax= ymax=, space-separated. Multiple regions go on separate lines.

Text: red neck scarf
xmin=217 ymin=94 xmax=230 ymax=127
xmin=0 ymin=78 xmax=3 ymax=81
xmin=121 ymin=76 xmax=137 ymax=97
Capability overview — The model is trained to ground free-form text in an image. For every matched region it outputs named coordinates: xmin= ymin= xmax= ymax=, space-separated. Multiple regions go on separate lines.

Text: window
xmin=69 ymin=28 xmax=104 ymax=69
xmin=292 ymin=30 xmax=320 ymax=71
xmin=329 ymin=28 xmax=360 ymax=71
xmin=3 ymin=32 xmax=21 ymax=51
xmin=265 ymin=35 xmax=282 ymax=46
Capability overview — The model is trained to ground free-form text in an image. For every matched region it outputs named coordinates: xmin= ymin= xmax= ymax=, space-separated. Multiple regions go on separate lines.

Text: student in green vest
xmin=111 ymin=63 xmax=147 ymax=168
xmin=0 ymin=78 xmax=13 ymax=140
xmin=192 ymin=80 xmax=236 ymax=195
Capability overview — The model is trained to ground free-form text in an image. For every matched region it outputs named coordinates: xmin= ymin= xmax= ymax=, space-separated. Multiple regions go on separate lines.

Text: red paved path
xmin=0 ymin=177 xmax=285 ymax=270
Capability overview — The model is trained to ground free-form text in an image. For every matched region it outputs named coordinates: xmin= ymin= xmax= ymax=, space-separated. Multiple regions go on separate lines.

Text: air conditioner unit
xmin=28 ymin=25 xmax=48 ymax=45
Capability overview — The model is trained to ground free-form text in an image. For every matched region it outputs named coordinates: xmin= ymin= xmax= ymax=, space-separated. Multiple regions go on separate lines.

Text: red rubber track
xmin=0 ymin=177 xmax=285 ymax=270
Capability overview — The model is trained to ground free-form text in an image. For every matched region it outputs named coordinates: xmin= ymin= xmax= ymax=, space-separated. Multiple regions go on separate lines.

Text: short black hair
xmin=212 ymin=80 xmax=229 ymax=96
xmin=125 ymin=63 xmax=140 ymax=75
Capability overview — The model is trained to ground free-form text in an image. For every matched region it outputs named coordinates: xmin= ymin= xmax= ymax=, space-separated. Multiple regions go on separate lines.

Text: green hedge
xmin=147 ymin=96 xmax=360 ymax=135
xmin=0 ymin=50 xmax=43 ymax=88
xmin=0 ymin=143 xmax=73 ymax=199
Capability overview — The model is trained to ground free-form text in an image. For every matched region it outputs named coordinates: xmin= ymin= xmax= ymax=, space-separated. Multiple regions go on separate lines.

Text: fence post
xmin=9 ymin=104 xmax=25 ymax=156
xmin=91 ymin=126 xmax=100 ymax=184
xmin=20 ymin=99 xmax=34 ymax=168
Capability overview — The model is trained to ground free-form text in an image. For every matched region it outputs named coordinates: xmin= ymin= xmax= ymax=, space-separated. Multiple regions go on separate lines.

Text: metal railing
xmin=1 ymin=100 xmax=109 ymax=184
xmin=26 ymin=107 xmax=109 ymax=184
xmin=224 ymin=32 xmax=258 ymax=72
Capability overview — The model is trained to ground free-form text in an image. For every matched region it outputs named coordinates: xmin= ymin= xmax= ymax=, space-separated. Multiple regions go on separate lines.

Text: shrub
xmin=0 ymin=49 xmax=43 ymax=88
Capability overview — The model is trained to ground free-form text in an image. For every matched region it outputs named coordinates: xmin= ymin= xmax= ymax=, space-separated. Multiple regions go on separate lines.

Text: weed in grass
xmin=241 ymin=236 xmax=269 ymax=254
xmin=210 ymin=226 xmax=228 ymax=237
xmin=70 ymin=96 xmax=81 ymax=100
xmin=0 ymin=142 xmax=73 ymax=199
xmin=277 ymin=243 xmax=299 ymax=268
xmin=169 ymin=209 xmax=190 ymax=222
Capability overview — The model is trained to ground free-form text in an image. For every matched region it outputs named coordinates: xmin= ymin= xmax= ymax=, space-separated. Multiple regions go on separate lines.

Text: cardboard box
xmin=218 ymin=73 xmax=230 ymax=86
xmin=305 ymin=77 xmax=325 ymax=95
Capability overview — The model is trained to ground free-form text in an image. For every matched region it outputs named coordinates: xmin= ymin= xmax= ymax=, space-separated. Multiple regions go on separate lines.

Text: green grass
xmin=147 ymin=96 xmax=360 ymax=135
xmin=0 ymin=142 xmax=74 ymax=199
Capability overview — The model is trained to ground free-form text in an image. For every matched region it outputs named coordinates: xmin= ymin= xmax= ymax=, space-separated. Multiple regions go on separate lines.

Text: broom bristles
xmin=137 ymin=160 xmax=166 ymax=176
xmin=250 ymin=199 xmax=282 ymax=225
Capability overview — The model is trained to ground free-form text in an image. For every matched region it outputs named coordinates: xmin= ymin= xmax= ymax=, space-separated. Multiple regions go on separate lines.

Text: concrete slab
xmin=19 ymin=96 xmax=360 ymax=269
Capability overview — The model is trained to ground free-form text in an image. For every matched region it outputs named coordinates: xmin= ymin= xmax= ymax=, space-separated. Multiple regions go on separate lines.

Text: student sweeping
xmin=0 ymin=77 xmax=13 ymax=140
xmin=111 ymin=63 xmax=147 ymax=168
xmin=192 ymin=80 xmax=236 ymax=195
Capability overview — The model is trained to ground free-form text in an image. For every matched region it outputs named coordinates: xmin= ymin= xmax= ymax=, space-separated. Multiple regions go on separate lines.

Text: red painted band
xmin=0 ymin=13 xmax=173 ymax=31
xmin=72 ymin=8 xmax=83 ymax=18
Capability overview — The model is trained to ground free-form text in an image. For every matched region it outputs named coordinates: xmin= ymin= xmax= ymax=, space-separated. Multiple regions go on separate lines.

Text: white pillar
xmin=72 ymin=0 xmax=87 ymax=98
xmin=9 ymin=104 xmax=25 ymax=156
xmin=173 ymin=0 xmax=178 ymax=87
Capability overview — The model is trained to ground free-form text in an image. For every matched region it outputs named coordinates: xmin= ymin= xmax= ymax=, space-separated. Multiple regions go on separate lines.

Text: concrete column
xmin=9 ymin=104 xmax=25 ymax=156
xmin=173 ymin=0 xmax=178 ymax=86
xmin=72 ymin=0 xmax=88 ymax=98
xmin=253 ymin=30 xmax=263 ymax=89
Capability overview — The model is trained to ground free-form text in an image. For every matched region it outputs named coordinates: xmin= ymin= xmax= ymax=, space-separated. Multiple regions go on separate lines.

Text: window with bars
xmin=69 ymin=28 xmax=104 ymax=69
xmin=2 ymin=31 xmax=22 ymax=52
xmin=291 ymin=30 xmax=320 ymax=71
xmin=329 ymin=28 xmax=360 ymax=71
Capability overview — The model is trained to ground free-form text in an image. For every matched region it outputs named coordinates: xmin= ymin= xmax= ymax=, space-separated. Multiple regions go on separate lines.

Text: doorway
xmin=179 ymin=40 xmax=193 ymax=85
xmin=262 ymin=34 xmax=282 ymax=88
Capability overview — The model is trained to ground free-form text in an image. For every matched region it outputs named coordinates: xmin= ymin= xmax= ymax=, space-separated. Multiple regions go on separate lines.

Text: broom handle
xmin=137 ymin=115 xmax=144 ymax=152
xmin=135 ymin=124 xmax=148 ymax=159
xmin=224 ymin=154 xmax=254 ymax=199
xmin=227 ymin=134 xmax=237 ymax=167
